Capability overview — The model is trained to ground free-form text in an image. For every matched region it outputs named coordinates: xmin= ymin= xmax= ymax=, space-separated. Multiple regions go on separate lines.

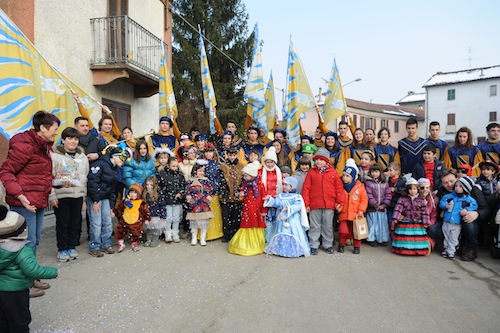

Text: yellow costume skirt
xmin=198 ymin=195 xmax=223 ymax=241
xmin=228 ymin=227 xmax=265 ymax=256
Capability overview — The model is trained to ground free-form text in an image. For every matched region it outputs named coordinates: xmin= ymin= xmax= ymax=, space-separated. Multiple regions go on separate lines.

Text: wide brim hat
xmin=479 ymin=160 xmax=499 ymax=174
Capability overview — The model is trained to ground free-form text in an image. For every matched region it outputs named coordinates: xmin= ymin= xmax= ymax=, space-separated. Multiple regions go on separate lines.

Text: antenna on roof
xmin=468 ymin=46 xmax=471 ymax=69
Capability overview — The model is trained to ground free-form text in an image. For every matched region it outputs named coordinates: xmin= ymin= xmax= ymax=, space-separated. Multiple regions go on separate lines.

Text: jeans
xmin=427 ymin=220 xmax=444 ymax=241
xmin=10 ymin=206 xmax=45 ymax=253
xmin=461 ymin=220 xmax=479 ymax=251
xmin=87 ymin=198 xmax=113 ymax=251
xmin=166 ymin=204 xmax=182 ymax=234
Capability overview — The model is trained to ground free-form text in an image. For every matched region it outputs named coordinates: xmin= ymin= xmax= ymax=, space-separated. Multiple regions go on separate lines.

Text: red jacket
xmin=0 ymin=129 xmax=53 ymax=208
xmin=302 ymin=164 xmax=345 ymax=210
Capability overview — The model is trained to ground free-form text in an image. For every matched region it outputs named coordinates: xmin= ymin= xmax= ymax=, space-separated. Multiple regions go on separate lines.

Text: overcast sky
xmin=244 ymin=0 xmax=500 ymax=106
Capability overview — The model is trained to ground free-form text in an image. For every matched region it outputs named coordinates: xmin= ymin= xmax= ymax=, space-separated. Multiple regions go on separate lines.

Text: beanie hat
xmin=283 ymin=176 xmax=298 ymax=190
xmin=314 ymin=148 xmax=330 ymax=163
xmin=417 ymin=178 xmax=431 ymax=186
xmin=0 ymin=205 xmax=27 ymax=242
xmin=128 ymin=183 xmax=143 ymax=196
xmin=242 ymin=160 xmax=260 ymax=178
xmin=457 ymin=164 xmax=472 ymax=176
xmin=302 ymin=143 xmax=317 ymax=154
xmin=222 ymin=130 xmax=234 ymax=139
xmin=458 ymin=176 xmax=474 ymax=194
xmin=159 ymin=116 xmax=173 ymax=127
xmin=263 ymin=146 xmax=278 ymax=163
xmin=405 ymin=177 xmax=419 ymax=186
xmin=343 ymin=166 xmax=358 ymax=181
xmin=280 ymin=166 xmax=292 ymax=175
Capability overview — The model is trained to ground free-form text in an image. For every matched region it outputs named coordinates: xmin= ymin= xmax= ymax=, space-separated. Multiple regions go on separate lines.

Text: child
xmin=302 ymin=148 xmax=345 ymax=255
xmin=0 ymin=205 xmax=58 ymax=331
xmin=292 ymin=156 xmax=311 ymax=195
xmin=418 ymin=178 xmax=439 ymax=249
xmin=476 ymin=160 xmax=498 ymax=199
xmin=411 ymin=144 xmax=445 ymax=191
xmin=248 ymin=149 xmax=261 ymax=164
xmin=280 ymin=166 xmax=292 ymax=178
xmin=185 ymin=162 xmax=214 ymax=246
xmin=364 ymin=163 xmax=392 ymax=246
xmin=203 ymin=146 xmax=224 ymax=240
xmin=358 ymin=150 xmax=375 ymax=182
xmin=338 ymin=165 xmax=368 ymax=254
xmin=264 ymin=177 xmax=310 ymax=257
xmin=143 ymin=176 xmax=165 ymax=247
xmin=391 ymin=178 xmax=430 ymax=256
xmin=228 ymin=161 xmax=267 ymax=256
xmin=439 ymin=176 xmax=478 ymax=260
xmin=158 ymin=156 xmax=185 ymax=243
xmin=387 ymin=162 xmax=406 ymax=231
xmin=113 ymin=184 xmax=151 ymax=252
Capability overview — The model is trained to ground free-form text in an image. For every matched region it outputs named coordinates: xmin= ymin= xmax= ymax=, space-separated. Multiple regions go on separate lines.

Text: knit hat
xmin=242 ymin=161 xmax=260 ymax=177
xmin=405 ymin=177 xmax=419 ymax=186
xmin=283 ymin=176 xmax=298 ymax=190
xmin=417 ymin=178 xmax=431 ymax=186
xmin=343 ymin=166 xmax=358 ymax=180
xmin=0 ymin=205 xmax=27 ymax=242
xmin=457 ymin=164 xmax=472 ymax=176
xmin=128 ymin=183 xmax=142 ymax=196
xmin=458 ymin=176 xmax=474 ymax=194
xmin=479 ymin=160 xmax=498 ymax=174
xmin=222 ymin=130 xmax=234 ymax=138
xmin=302 ymin=143 xmax=317 ymax=154
xmin=263 ymin=146 xmax=278 ymax=163
xmin=280 ymin=166 xmax=292 ymax=175
xmin=314 ymin=148 xmax=330 ymax=163
xmin=159 ymin=116 xmax=173 ymax=127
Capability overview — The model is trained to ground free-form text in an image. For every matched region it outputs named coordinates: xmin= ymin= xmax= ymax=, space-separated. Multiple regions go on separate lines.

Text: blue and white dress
xmin=264 ymin=193 xmax=310 ymax=258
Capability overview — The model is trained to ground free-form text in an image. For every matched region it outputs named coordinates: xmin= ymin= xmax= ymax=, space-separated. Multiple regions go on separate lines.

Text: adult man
xmin=428 ymin=169 xmax=489 ymax=261
xmin=241 ymin=126 xmax=265 ymax=163
xmin=266 ymin=129 xmax=293 ymax=154
xmin=337 ymin=119 xmax=355 ymax=150
xmin=74 ymin=117 xmax=104 ymax=162
xmin=94 ymin=115 xmax=118 ymax=147
xmin=148 ymin=116 xmax=180 ymax=151
xmin=425 ymin=121 xmax=449 ymax=162
xmin=398 ymin=117 xmax=427 ymax=175
xmin=474 ymin=122 xmax=500 ymax=166
xmin=215 ymin=119 xmax=243 ymax=148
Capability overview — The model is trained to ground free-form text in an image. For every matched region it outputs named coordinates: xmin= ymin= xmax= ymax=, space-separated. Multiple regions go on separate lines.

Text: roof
xmin=423 ymin=65 xmax=500 ymax=87
xmin=345 ymin=98 xmax=425 ymax=120
xmin=396 ymin=92 xmax=426 ymax=104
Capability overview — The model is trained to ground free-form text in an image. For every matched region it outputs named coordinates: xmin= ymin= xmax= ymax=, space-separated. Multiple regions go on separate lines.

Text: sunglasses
xmin=419 ymin=186 xmax=430 ymax=190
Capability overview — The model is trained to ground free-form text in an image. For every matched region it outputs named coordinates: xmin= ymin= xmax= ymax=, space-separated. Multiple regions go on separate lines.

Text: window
xmin=365 ymin=117 xmax=372 ymax=129
xmin=102 ymin=98 xmax=131 ymax=131
xmin=447 ymin=89 xmax=455 ymax=100
xmin=353 ymin=114 xmax=357 ymax=127
xmin=490 ymin=112 xmax=498 ymax=122
xmin=394 ymin=120 xmax=399 ymax=133
xmin=447 ymin=113 xmax=456 ymax=125
xmin=360 ymin=116 xmax=365 ymax=129
xmin=381 ymin=119 xmax=387 ymax=128
xmin=490 ymin=85 xmax=497 ymax=96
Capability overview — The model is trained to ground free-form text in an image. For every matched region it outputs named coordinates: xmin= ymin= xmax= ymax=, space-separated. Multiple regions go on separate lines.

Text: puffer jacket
xmin=87 ymin=155 xmax=117 ymax=202
xmin=157 ymin=166 xmax=186 ymax=205
xmin=364 ymin=177 xmax=392 ymax=212
xmin=49 ymin=145 xmax=89 ymax=201
xmin=302 ymin=164 xmax=345 ymax=210
xmin=439 ymin=192 xmax=478 ymax=224
xmin=338 ymin=181 xmax=368 ymax=221
xmin=122 ymin=157 xmax=156 ymax=188
xmin=0 ymin=241 xmax=58 ymax=292
xmin=0 ymin=129 xmax=53 ymax=208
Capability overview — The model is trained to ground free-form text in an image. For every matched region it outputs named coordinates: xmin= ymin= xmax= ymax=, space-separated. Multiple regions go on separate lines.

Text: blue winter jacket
xmin=439 ymin=192 xmax=478 ymax=224
xmin=122 ymin=157 xmax=156 ymax=188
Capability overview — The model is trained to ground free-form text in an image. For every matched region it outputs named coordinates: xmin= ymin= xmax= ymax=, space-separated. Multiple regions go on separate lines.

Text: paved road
xmin=31 ymin=221 xmax=500 ymax=333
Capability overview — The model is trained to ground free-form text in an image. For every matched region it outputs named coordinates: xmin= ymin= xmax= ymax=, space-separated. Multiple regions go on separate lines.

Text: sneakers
xmin=447 ymin=254 xmax=456 ymax=261
xmin=310 ymin=248 xmax=318 ymax=255
xmin=324 ymin=247 xmax=334 ymax=254
xmin=117 ymin=240 xmax=126 ymax=253
xmin=57 ymin=250 xmax=70 ymax=262
xmin=102 ymin=246 xmax=115 ymax=254
xmin=68 ymin=249 xmax=79 ymax=259
xmin=337 ymin=245 xmax=345 ymax=253
xmin=131 ymin=242 xmax=140 ymax=252
xmin=441 ymin=250 xmax=448 ymax=258
xmin=89 ymin=249 xmax=104 ymax=257
xmin=353 ymin=247 xmax=360 ymax=254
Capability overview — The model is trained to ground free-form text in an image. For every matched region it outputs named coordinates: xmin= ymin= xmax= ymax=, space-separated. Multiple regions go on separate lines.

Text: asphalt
xmin=30 ymin=215 xmax=500 ymax=333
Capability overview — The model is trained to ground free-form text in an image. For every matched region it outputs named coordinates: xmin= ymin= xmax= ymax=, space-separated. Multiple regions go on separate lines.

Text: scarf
xmin=261 ymin=164 xmax=283 ymax=194
xmin=243 ymin=177 xmax=259 ymax=198
xmin=343 ymin=180 xmax=356 ymax=193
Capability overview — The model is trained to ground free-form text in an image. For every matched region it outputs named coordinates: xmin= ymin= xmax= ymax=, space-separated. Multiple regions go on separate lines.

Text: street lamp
xmin=321 ymin=77 xmax=362 ymax=87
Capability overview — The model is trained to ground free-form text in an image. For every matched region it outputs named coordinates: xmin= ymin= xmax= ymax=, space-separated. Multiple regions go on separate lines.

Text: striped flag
xmin=159 ymin=41 xmax=178 ymax=120
xmin=322 ymin=58 xmax=347 ymax=125
xmin=284 ymin=41 xmax=316 ymax=147
xmin=199 ymin=31 xmax=217 ymax=134
xmin=264 ymin=72 xmax=277 ymax=132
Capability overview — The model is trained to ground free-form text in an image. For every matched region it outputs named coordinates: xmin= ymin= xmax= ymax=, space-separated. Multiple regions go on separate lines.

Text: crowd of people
xmin=1 ymin=104 xmax=500 ymax=331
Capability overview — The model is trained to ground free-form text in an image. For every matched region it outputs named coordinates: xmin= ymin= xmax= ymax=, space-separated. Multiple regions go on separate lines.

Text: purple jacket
xmin=393 ymin=195 xmax=430 ymax=225
xmin=364 ymin=178 xmax=392 ymax=212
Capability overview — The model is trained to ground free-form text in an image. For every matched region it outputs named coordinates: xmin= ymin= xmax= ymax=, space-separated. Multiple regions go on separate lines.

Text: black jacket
xmin=87 ymin=155 xmax=117 ymax=202
xmin=79 ymin=132 xmax=105 ymax=155
xmin=412 ymin=158 xmax=445 ymax=191
xmin=157 ymin=166 xmax=186 ymax=205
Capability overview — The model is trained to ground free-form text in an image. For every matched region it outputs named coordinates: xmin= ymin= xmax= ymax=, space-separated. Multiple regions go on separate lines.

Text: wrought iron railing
xmin=90 ymin=15 xmax=167 ymax=80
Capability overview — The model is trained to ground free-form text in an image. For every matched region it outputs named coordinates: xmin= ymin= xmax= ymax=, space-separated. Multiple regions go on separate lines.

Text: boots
xmin=461 ymin=249 xmax=477 ymax=261
xmin=191 ymin=228 xmax=198 ymax=246
xmin=150 ymin=233 xmax=160 ymax=247
xmin=200 ymin=228 xmax=207 ymax=246
xmin=165 ymin=229 xmax=173 ymax=243
xmin=172 ymin=230 xmax=180 ymax=243
xmin=144 ymin=231 xmax=153 ymax=247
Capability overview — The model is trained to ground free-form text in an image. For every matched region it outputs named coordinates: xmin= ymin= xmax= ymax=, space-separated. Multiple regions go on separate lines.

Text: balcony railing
xmin=90 ymin=15 xmax=167 ymax=82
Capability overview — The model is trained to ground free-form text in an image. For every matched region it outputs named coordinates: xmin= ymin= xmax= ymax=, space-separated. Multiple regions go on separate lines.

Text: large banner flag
xmin=159 ymin=41 xmax=177 ymax=120
xmin=284 ymin=41 xmax=317 ymax=148
xmin=264 ymin=71 xmax=277 ymax=132
xmin=243 ymin=25 xmax=266 ymax=131
xmin=199 ymin=30 xmax=217 ymax=134
xmin=0 ymin=9 xmax=112 ymax=143
xmin=322 ymin=58 xmax=347 ymax=125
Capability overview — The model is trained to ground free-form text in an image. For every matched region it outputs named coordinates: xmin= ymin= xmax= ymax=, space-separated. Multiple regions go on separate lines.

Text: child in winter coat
xmin=185 ymin=162 xmax=214 ymax=246
xmin=391 ymin=178 xmax=430 ymax=256
xmin=292 ymin=156 xmax=311 ymax=195
xmin=338 ymin=165 xmax=368 ymax=254
xmin=228 ymin=161 xmax=268 ymax=256
xmin=364 ymin=163 xmax=392 ymax=246
xmin=142 ymin=176 xmax=165 ymax=247
xmin=439 ymin=176 xmax=478 ymax=260
xmin=202 ymin=146 xmax=224 ymax=240
xmin=122 ymin=139 xmax=156 ymax=189
xmin=358 ymin=150 xmax=375 ymax=182
xmin=387 ymin=162 xmax=406 ymax=230
xmin=0 ymin=206 xmax=58 ymax=331
xmin=113 ymin=184 xmax=151 ymax=252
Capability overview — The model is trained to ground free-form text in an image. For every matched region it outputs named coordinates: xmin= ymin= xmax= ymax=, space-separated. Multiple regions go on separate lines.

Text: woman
xmin=344 ymin=128 xmax=373 ymax=166
xmin=271 ymin=139 xmax=292 ymax=170
xmin=122 ymin=139 xmax=156 ymax=189
xmin=444 ymin=127 xmax=479 ymax=176
xmin=121 ymin=126 xmax=136 ymax=153
xmin=324 ymin=131 xmax=344 ymax=174
xmin=0 ymin=110 xmax=60 ymax=296
xmin=373 ymin=127 xmax=400 ymax=172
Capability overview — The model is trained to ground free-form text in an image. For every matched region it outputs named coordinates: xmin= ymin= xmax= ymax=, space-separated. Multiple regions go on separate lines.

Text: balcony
xmin=90 ymin=15 xmax=168 ymax=98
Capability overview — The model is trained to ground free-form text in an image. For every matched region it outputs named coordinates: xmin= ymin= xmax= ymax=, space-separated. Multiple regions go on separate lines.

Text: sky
xmin=243 ymin=0 xmax=500 ymax=106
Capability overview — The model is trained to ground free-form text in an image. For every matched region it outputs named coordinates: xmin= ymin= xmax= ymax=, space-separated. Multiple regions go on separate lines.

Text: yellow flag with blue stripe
xmin=0 ymin=9 xmax=105 ymax=142
xmin=284 ymin=41 xmax=316 ymax=148
xmin=322 ymin=58 xmax=347 ymax=126
xmin=159 ymin=42 xmax=177 ymax=119
xmin=199 ymin=31 xmax=217 ymax=134
xmin=264 ymin=72 xmax=277 ymax=132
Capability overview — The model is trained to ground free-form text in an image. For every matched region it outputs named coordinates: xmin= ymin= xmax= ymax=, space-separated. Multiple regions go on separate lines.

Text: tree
xmin=171 ymin=0 xmax=254 ymax=133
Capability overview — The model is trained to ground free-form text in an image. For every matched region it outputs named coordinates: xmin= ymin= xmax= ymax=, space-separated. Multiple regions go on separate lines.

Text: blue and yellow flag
xmin=159 ymin=42 xmax=177 ymax=120
xmin=0 ymin=9 xmax=106 ymax=142
xmin=284 ymin=41 xmax=316 ymax=148
xmin=322 ymin=58 xmax=347 ymax=126
xmin=264 ymin=72 xmax=277 ymax=132
xmin=243 ymin=25 xmax=266 ymax=131
xmin=199 ymin=31 xmax=217 ymax=134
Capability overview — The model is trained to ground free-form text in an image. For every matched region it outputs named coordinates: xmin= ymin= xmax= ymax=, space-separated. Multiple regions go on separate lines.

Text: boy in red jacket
xmin=302 ymin=148 xmax=344 ymax=255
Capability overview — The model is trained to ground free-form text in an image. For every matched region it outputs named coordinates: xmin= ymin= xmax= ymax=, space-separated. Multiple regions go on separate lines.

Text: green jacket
xmin=0 ymin=241 xmax=58 ymax=292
